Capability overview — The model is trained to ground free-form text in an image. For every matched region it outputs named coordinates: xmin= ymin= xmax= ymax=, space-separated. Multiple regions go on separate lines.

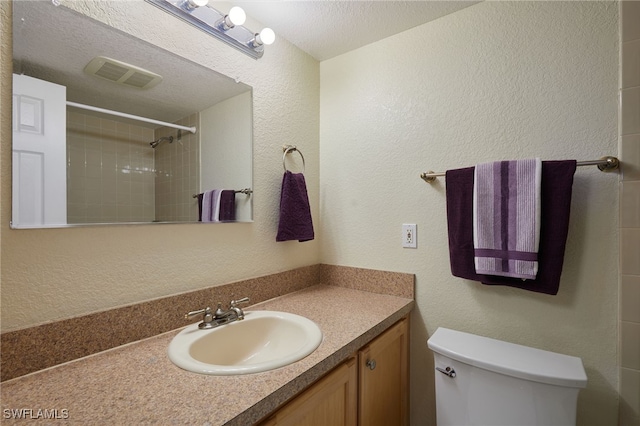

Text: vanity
xmin=0 ymin=271 xmax=413 ymax=425
xmin=260 ymin=315 xmax=409 ymax=426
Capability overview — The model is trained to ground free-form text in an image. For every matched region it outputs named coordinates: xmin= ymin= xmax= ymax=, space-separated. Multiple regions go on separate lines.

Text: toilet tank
xmin=427 ymin=327 xmax=587 ymax=426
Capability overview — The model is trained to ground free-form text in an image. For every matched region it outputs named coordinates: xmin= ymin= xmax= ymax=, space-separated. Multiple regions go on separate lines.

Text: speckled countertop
xmin=1 ymin=284 xmax=413 ymax=425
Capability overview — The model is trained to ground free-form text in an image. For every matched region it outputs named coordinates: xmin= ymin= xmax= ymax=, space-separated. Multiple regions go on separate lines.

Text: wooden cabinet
xmin=260 ymin=356 xmax=358 ymax=426
xmin=259 ymin=317 xmax=409 ymax=426
xmin=358 ymin=317 xmax=409 ymax=426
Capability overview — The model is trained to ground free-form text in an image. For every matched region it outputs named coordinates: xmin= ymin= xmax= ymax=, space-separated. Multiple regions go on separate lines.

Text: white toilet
xmin=427 ymin=327 xmax=587 ymax=426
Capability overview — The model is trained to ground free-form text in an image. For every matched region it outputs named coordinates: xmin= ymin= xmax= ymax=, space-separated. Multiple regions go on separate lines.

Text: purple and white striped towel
xmin=202 ymin=190 xmax=214 ymax=222
xmin=473 ymin=158 xmax=542 ymax=280
xmin=201 ymin=189 xmax=222 ymax=222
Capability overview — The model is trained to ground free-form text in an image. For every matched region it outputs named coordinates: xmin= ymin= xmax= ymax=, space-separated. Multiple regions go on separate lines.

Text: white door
xmin=12 ymin=74 xmax=67 ymax=228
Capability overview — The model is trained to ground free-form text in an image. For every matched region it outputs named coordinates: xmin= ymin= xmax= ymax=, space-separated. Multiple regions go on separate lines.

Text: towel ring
xmin=282 ymin=145 xmax=306 ymax=173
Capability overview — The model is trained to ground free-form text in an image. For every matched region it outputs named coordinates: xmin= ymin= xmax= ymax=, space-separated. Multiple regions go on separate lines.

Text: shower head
xmin=150 ymin=135 xmax=174 ymax=148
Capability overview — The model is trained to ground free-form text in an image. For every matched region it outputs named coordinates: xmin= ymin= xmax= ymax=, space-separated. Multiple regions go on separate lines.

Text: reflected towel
xmin=197 ymin=193 xmax=204 ymax=222
xmin=212 ymin=190 xmax=222 ymax=223
xmin=201 ymin=190 xmax=215 ymax=222
xmin=446 ymin=160 xmax=577 ymax=295
xmin=277 ymin=171 xmax=314 ymax=242
xmin=473 ymin=158 xmax=541 ymax=279
xmin=219 ymin=190 xmax=236 ymax=221
xmin=201 ymin=190 xmax=222 ymax=222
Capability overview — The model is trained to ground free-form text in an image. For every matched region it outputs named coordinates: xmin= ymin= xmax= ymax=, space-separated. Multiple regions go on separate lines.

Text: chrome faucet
xmin=185 ymin=297 xmax=250 ymax=329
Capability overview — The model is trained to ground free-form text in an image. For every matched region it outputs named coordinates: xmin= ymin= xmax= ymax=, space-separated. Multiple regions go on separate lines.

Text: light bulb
xmin=228 ymin=6 xmax=246 ymax=26
xmin=257 ymin=27 xmax=275 ymax=46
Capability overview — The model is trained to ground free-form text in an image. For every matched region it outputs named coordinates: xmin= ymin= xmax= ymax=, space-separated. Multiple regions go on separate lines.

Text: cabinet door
xmin=358 ymin=318 xmax=409 ymax=426
xmin=260 ymin=356 xmax=357 ymax=426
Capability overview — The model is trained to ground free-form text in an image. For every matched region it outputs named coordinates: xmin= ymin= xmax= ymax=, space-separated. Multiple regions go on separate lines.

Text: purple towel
xmin=473 ymin=158 xmax=541 ymax=279
xmin=197 ymin=193 xmax=204 ymax=222
xmin=446 ymin=160 xmax=577 ymax=295
xmin=277 ymin=171 xmax=314 ymax=242
xmin=219 ymin=190 xmax=236 ymax=221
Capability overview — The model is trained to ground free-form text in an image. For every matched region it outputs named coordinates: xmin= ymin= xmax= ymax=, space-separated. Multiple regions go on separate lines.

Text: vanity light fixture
xmin=145 ymin=0 xmax=274 ymax=59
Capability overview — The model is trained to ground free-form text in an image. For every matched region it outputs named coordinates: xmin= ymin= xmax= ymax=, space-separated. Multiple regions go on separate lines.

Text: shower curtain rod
xmin=66 ymin=101 xmax=197 ymax=134
xmin=420 ymin=156 xmax=619 ymax=183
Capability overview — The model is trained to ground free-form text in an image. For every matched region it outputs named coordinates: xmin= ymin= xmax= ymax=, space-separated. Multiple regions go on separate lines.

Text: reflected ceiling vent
xmin=83 ymin=56 xmax=163 ymax=89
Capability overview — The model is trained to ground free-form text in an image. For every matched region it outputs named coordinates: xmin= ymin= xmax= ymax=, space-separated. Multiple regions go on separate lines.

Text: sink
xmin=168 ymin=310 xmax=323 ymax=375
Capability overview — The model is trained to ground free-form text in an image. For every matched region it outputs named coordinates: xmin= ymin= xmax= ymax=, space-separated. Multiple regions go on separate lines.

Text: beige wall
xmin=320 ymin=2 xmax=619 ymax=425
xmin=620 ymin=2 xmax=640 ymax=425
xmin=0 ymin=0 xmax=320 ymax=330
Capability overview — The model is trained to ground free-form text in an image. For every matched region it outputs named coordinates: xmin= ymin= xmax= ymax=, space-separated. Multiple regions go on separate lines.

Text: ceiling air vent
xmin=83 ymin=56 xmax=163 ymax=90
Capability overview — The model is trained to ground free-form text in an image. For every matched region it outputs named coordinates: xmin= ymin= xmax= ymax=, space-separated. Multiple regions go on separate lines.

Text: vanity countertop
xmin=1 ymin=284 xmax=413 ymax=425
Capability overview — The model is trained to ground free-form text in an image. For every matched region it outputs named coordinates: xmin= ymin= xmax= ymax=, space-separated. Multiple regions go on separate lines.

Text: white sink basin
xmin=168 ymin=311 xmax=323 ymax=375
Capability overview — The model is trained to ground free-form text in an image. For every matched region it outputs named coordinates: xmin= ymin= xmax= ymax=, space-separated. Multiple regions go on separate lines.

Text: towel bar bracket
xmin=595 ymin=156 xmax=619 ymax=172
xmin=421 ymin=171 xmax=437 ymax=183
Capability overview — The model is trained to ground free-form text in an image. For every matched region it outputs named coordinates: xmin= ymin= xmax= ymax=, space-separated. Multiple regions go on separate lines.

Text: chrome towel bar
xmin=420 ymin=156 xmax=619 ymax=183
xmin=192 ymin=188 xmax=253 ymax=198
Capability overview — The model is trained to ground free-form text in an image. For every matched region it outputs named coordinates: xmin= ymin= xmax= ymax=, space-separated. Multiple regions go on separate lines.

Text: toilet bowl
xmin=427 ymin=327 xmax=587 ymax=426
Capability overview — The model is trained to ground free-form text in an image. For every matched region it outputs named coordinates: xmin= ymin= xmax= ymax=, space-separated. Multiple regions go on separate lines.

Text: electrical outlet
xmin=402 ymin=224 xmax=417 ymax=248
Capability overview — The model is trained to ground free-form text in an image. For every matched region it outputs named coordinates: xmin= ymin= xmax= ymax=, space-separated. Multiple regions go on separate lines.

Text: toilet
xmin=427 ymin=327 xmax=587 ymax=426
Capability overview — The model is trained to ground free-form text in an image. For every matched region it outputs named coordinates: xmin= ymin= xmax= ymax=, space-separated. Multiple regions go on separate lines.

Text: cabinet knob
xmin=366 ymin=359 xmax=376 ymax=370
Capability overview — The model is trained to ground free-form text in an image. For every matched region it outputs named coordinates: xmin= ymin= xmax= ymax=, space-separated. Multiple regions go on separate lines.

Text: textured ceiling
xmin=235 ymin=1 xmax=479 ymax=61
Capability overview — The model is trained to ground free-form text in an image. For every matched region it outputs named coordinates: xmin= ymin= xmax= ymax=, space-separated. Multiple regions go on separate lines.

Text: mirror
xmin=11 ymin=0 xmax=253 ymax=228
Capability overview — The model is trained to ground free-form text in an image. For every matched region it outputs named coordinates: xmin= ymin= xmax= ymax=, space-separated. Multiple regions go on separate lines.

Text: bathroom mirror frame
xmin=11 ymin=0 xmax=254 ymax=229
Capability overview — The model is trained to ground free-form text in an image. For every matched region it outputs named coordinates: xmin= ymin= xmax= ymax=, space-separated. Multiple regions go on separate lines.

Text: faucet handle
xmin=185 ymin=307 xmax=217 ymax=329
xmin=185 ymin=307 xmax=212 ymax=319
xmin=230 ymin=297 xmax=249 ymax=307
xmin=230 ymin=297 xmax=249 ymax=321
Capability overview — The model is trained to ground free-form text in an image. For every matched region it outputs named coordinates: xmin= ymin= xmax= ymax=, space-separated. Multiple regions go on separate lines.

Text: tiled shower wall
xmin=67 ymin=110 xmax=200 ymax=224
xmin=67 ymin=111 xmax=156 ymax=223
xmin=620 ymin=2 xmax=640 ymax=425
xmin=154 ymin=112 xmax=200 ymax=222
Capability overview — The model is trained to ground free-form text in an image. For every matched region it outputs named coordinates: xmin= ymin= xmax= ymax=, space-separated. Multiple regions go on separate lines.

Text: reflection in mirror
xmin=11 ymin=0 xmax=253 ymax=229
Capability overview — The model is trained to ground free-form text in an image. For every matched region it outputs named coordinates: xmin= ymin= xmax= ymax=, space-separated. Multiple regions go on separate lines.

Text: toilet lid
xmin=427 ymin=327 xmax=587 ymax=388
